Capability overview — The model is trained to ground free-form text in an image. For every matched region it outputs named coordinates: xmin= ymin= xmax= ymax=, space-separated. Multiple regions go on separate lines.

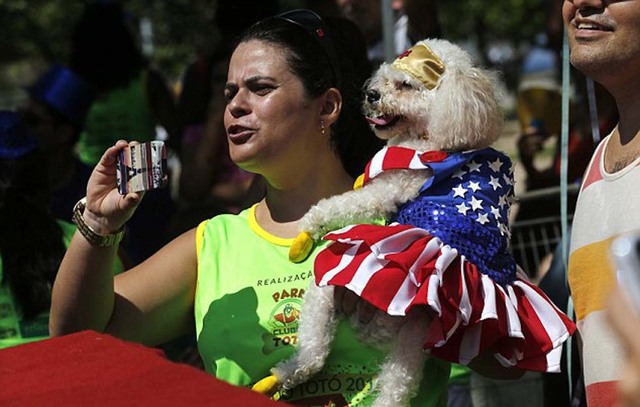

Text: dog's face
xmin=363 ymin=39 xmax=504 ymax=152
xmin=363 ymin=64 xmax=434 ymax=149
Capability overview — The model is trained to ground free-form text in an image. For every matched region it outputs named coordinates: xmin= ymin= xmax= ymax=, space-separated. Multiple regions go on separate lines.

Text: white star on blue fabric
xmin=452 ymin=168 xmax=467 ymax=180
xmin=452 ymin=184 xmax=468 ymax=198
xmin=476 ymin=213 xmax=490 ymax=225
xmin=468 ymin=181 xmax=481 ymax=192
xmin=488 ymin=158 xmax=503 ymax=173
xmin=498 ymin=195 xmax=508 ymax=208
xmin=490 ymin=206 xmax=501 ymax=219
xmin=467 ymin=161 xmax=482 ymax=173
xmin=456 ymin=202 xmax=470 ymax=215
xmin=503 ymin=173 xmax=514 ymax=186
xmin=470 ymin=196 xmax=483 ymax=211
xmin=488 ymin=176 xmax=501 ymax=191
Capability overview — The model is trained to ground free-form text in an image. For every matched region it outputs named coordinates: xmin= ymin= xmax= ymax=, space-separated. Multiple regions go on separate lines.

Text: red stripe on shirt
xmin=585 ymin=380 xmax=619 ymax=407
xmin=580 ymin=141 xmax=605 ymax=192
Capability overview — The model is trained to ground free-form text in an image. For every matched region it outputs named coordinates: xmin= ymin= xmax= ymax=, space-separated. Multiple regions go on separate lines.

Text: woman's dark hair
xmin=70 ymin=3 xmax=146 ymax=92
xmin=237 ymin=10 xmax=383 ymax=178
xmin=0 ymin=151 xmax=65 ymax=319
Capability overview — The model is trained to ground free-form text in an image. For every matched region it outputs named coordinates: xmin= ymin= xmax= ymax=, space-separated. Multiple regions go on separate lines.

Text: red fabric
xmin=315 ymin=224 xmax=576 ymax=372
xmin=362 ymin=146 xmax=429 ymax=185
xmin=585 ymin=380 xmax=620 ymax=407
xmin=419 ymin=151 xmax=448 ymax=163
xmin=579 ymin=137 xmax=606 ymax=192
xmin=0 ymin=331 xmax=288 ymax=407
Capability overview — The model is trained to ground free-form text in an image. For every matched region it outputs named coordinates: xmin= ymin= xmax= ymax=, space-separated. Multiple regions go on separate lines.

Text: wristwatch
xmin=72 ymin=197 xmax=125 ymax=247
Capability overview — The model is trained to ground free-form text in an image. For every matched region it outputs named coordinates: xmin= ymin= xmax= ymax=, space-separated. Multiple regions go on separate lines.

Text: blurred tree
xmin=0 ymin=0 xmax=553 ymax=92
xmin=439 ymin=0 xmax=548 ymax=62
xmin=126 ymin=0 xmax=218 ymax=79
xmin=0 ymin=0 xmax=217 ymax=81
xmin=0 ymin=0 xmax=84 ymax=64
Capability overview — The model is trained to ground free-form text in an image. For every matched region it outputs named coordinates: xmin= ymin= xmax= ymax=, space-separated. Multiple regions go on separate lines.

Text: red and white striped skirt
xmin=314 ymin=223 xmax=576 ymax=373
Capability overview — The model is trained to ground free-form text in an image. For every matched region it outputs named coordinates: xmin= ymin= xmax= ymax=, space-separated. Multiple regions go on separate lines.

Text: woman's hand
xmin=84 ymin=140 xmax=145 ymax=235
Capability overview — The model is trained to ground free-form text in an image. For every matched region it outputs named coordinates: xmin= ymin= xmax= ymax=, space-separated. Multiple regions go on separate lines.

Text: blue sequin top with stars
xmin=391 ymin=147 xmax=517 ymax=285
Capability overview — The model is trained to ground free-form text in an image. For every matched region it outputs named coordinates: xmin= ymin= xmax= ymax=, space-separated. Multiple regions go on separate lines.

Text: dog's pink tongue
xmin=367 ymin=116 xmax=393 ymax=126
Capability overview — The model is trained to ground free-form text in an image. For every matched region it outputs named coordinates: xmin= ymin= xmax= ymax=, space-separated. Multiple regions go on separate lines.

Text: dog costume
xmin=315 ymin=145 xmax=575 ymax=371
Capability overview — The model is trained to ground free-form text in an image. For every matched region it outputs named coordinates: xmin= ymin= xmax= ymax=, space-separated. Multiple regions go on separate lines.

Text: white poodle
xmin=291 ymin=39 xmax=504 ymax=246
xmin=253 ymin=38 xmax=575 ymax=407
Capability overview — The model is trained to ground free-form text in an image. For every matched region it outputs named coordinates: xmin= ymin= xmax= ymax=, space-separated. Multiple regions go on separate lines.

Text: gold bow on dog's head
xmin=392 ymin=43 xmax=445 ymax=90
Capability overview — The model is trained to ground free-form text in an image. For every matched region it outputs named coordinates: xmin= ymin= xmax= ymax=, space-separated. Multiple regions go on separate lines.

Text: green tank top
xmin=449 ymin=363 xmax=472 ymax=385
xmin=0 ymin=221 xmax=124 ymax=349
xmin=195 ymin=205 xmax=449 ymax=406
xmin=77 ymin=72 xmax=156 ymax=165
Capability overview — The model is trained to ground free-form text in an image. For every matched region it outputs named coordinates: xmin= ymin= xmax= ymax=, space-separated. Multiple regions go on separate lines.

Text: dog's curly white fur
xmin=270 ymin=39 xmax=505 ymax=406
xmin=298 ymin=39 xmax=503 ymax=241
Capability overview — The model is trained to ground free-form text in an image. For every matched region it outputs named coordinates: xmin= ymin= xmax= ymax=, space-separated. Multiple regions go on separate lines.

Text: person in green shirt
xmin=50 ymin=10 xmax=521 ymax=406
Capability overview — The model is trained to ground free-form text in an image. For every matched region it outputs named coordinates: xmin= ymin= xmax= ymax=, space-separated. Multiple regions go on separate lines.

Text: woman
xmin=50 ymin=10 xmax=515 ymax=406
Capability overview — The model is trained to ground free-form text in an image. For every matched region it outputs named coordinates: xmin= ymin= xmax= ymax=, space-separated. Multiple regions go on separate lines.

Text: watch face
xmin=116 ymin=141 xmax=168 ymax=195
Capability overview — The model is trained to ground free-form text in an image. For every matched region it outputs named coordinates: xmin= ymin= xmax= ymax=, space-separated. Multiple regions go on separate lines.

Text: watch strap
xmin=72 ymin=197 xmax=125 ymax=247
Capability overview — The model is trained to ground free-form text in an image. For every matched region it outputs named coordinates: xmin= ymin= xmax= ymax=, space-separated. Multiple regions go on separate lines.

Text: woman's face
xmin=224 ymin=40 xmax=325 ymax=178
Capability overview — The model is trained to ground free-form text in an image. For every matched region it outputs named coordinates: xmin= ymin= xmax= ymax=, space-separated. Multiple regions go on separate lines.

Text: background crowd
xmin=1 ymin=0 xmax=637 ymax=406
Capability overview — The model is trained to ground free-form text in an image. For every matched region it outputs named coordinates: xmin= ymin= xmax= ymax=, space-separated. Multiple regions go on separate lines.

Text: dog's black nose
xmin=366 ymin=89 xmax=380 ymax=104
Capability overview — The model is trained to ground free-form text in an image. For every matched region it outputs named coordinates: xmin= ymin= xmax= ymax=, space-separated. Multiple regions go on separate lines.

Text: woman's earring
xmin=321 ymin=120 xmax=326 ymax=135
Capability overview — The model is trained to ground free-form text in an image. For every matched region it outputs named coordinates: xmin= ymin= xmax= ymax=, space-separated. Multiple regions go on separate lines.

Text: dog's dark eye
xmin=398 ymin=81 xmax=414 ymax=90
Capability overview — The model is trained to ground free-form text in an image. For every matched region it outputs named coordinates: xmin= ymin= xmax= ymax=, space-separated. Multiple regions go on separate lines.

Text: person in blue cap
xmin=0 ymin=110 xmax=123 ymax=349
xmin=18 ymin=64 xmax=96 ymax=223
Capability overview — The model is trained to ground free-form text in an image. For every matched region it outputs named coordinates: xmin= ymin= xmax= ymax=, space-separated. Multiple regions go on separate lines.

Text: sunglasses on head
xmin=275 ymin=9 xmax=342 ymax=86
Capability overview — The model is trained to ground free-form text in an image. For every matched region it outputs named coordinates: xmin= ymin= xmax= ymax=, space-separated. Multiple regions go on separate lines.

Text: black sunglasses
xmin=275 ymin=9 xmax=342 ymax=86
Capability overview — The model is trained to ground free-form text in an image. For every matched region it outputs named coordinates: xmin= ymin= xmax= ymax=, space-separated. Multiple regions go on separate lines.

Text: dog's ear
xmin=429 ymin=66 xmax=504 ymax=150
xmin=319 ymin=87 xmax=343 ymax=128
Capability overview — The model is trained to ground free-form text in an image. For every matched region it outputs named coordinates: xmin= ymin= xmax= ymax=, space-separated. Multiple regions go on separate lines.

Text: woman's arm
xmin=50 ymin=227 xmax=198 ymax=346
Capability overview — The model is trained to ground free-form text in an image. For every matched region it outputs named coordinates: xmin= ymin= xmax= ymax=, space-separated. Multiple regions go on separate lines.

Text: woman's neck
xmin=254 ymin=164 xmax=354 ymax=239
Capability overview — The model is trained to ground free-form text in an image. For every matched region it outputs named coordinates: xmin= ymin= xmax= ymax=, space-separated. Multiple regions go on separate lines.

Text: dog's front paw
xmin=251 ymin=374 xmax=281 ymax=396
xmin=289 ymin=231 xmax=315 ymax=263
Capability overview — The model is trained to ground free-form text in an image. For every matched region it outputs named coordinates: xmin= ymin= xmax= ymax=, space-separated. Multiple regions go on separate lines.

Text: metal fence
xmin=509 ymin=185 xmax=579 ymax=278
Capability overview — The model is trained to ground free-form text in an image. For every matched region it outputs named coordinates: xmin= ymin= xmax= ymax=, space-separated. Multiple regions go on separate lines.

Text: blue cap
xmin=27 ymin=64 xmax=95 ymax=128
xmin=0 ymin=110 xmax=38 ymax=159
